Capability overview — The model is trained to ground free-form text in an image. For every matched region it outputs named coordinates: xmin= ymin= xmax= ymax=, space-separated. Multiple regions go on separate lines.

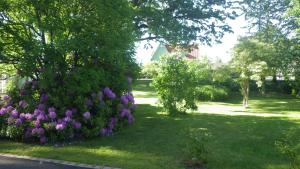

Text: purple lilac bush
xmin=0 ymin=83 xmax=136 ymax=144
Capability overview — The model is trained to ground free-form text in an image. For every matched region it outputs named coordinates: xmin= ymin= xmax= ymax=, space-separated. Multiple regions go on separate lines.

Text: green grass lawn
xmin=0 ymin=81 xmax=300 ymax=169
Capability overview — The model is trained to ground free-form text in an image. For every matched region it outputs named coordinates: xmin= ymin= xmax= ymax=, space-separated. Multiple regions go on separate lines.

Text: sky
xmin=135 ymin=15 xmax=249 ymax=65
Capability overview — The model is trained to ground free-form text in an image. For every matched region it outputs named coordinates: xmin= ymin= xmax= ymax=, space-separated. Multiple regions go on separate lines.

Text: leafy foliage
xmin=241 ymin=0 xmax=294 ymax=35
xmin=195 ymin=85 xmax=229 ymax=101
xmin=140 ymin=62 xmax=160 ymax=79
xmin=0 ymin=0 xmax=140 ymax=143
xmin=0 ymin=86 xmax=136 ymax=143
xmin=152 ymin=54 xmax=197 ymax=115
xmin=131 ymin=0 xmax=238 ymax=45
xmin=184 ymin=129 xmax=210 ymax=169
xmin=275 ymin=128 xmax=300 ymax=169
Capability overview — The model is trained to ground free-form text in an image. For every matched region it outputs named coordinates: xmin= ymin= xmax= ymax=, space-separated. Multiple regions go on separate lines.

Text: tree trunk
xmin=272 ymin=74 xmax=277 ymax=84
xmin=242 ymin=79 xmax=249 ymax=108
xmin=261 ymin=76 xmax=266 ymax=95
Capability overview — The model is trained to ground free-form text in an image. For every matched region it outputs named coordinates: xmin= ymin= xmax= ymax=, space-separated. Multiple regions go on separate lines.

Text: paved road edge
xmin=0 ymin=153 xmax=120 ymax=169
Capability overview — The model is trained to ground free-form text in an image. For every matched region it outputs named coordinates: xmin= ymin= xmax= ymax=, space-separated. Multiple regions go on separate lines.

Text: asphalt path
xmin=0 ymin=156 xmax=94 ymax=169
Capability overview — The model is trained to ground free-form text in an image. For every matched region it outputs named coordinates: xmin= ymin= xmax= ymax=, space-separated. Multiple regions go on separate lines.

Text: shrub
xmin=195 ymin=85 xmax=229 ymax=101
xmin=187 ymin=58 xmax=213 ymax=85
xmin=0 ymin=80 xmax=136 ymax=144
xmin=152 ymin=54 xmax=197 ymax=115
xmin=140 ymin=62 xmax=160 ymax=79
xmin=0 ymin=0 xmax=141 ymax=144
xmin=275 ymin=128 xmax=300 ymax=169
xmin=184 ymin=129 xmax=210 ymax=169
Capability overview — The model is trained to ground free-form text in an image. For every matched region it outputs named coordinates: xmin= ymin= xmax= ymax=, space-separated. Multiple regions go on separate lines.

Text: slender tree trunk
xmin=242 ymin=79 xmax=249 ymax=108
xmin=261 ymin=76 xmax=266 ymax=95
xmin=295 ymin=71 xmax=300 ymax=97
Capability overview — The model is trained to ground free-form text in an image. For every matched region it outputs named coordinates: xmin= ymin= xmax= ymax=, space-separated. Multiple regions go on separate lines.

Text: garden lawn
xmin=0 ymin=80 xmax=300 ymax=169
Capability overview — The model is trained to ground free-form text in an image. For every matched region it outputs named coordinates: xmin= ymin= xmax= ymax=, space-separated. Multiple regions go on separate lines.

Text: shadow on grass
xmin=1 ymin=103 xmax=300 ymax=169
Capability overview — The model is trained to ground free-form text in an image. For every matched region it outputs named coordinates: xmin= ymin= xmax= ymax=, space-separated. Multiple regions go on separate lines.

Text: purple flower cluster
xmin=48 ymin=107 xmax=56 ymax=119
xmin=83 ymin=112 xmax=90 ymax=120
xmin=19 ymin=100 xmax=28 ymax=109
xmin=120 ymin=93 xmax=135 ymax=105
xmin=120 ymin=108 xmax=135 ymax=124
xmin=0 ymin=84 xmax=136 ymax=144
xmin=103 ymin=87 xmax=116 ymax=99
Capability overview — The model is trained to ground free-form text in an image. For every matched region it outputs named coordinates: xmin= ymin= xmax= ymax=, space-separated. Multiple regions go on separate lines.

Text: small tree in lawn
xmin=152 ymin=53 xmax=197 ymax=115
xmin=232 ymin=38 xmax=253 ymax=108
xmin=232 ymin=36 xmax=276 ymax=108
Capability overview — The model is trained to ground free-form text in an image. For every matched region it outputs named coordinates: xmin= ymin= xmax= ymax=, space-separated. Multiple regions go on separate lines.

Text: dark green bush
xmin=152 ymin=54 xmax=197 ymax=115
xmin=140 ymin=62 xmax=160 ymax=79
xmin=195 ymin=85 xmax=229 ymax=101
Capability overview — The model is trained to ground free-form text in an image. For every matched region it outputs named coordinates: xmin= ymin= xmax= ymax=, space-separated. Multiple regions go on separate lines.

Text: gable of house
xmin=151 ymin=43 xmax=200 ymax=61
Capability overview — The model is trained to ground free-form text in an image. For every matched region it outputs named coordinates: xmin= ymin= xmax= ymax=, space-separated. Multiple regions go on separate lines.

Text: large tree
xmin=0 ymin=0 xmax=239 ymax=99
xmin=0 ymin=0 xmax=238 ymax=142
xmin=241 ymin=0 xmax=294 ymax=36
xmin=131 ymin=0 xmax=238 ymax=45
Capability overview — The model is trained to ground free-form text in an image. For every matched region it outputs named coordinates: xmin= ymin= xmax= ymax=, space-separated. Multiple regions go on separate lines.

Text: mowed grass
xmin=0 ymin=80 xmax=300 ymax=169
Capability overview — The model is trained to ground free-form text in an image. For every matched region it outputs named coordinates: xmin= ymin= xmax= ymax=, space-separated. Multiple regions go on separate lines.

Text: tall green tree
xmin=231 ymin=37 xmax=275 ymax=107
xmin=131 ymin=0 xmax=238 ymax=45
xmin=0 ymin=0 xmax=238 ymax=112
xmin=242 ymin=0 xmax=294 ymax=36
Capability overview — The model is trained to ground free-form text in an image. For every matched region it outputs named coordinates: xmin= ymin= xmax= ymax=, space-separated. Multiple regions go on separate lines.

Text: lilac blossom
xmin=0 ymin=108 xmax=7 ymax=115
xmin=40 ymin=93 xmax=48 ymax=103
xmin=57 ymin=118 xmax=63 ymax=124
xmin=48 ymin=107 xmax=56 ymax=119
xmin=34 ymin=120 xmax=41 ymax=128
xmin=72 ymin=121 xmax=82 ymax=129
xmin=31 ymin=128 xmax=39 ymax=135
xmin=83 ymin=112 xmax=91 ymax=120
xmin=37 ymin=104 xmax=45 ymax=111
xmin=103 ymin=87 xmax=116 ymax=99
xmin=37 ymin=112 xmax=47 ymax=121
xmin=65 ymin=110 xmax=73 ymax=117
xmin=6 ymin=106 xmax=14 ymax=112
xmin=56 ymin=123 xmax=66 ymax=131
xmin=25 ymin=113 xmax=33 ymax=120
xmin=120 ymin=108 xmax=130 ymax=118
xmin=11 ymin=109 xmax=19 ymax=119
xmin=127 ymin=113 xmax=135 ymax=124
xmin=15 ymin=118 xmax=23 ymax=126
xmin=120 ymin=95 xmax=129 ymax=105
xmin=108 ymin=117 xmax=117 ymax=130
xmin=48 ymin=111 xmax=56 ymax=119
xmin=63 ymin=116 xmax=72 ymax=123
xmin=126 ymin=93 xmax=135 ymax=103
xmin=38 ymin=128 xmax=45 ymax=135
xmin=34 ymin=109 xmax=41 ymax=116
xmin=32 ymin=127 xmax=45 ymax=136
xmin=48 ymin=107 xmax=55 ymax=113
xmin=3 ymin=95 xmax=10 ymax=101
xmin=18 ymin=100 xmax=28 ymax=109
xmin=19 ymin=113 xmax=26 ymax=121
